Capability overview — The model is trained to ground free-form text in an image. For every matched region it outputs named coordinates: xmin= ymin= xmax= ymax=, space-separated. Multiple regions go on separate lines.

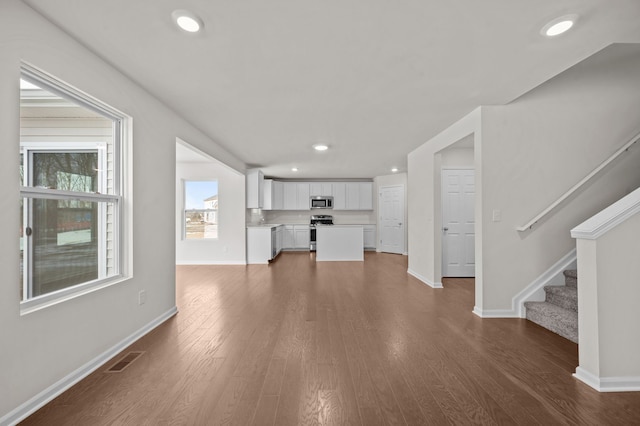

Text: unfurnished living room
xmin=2 ymin=0 xmax=640 ymax=425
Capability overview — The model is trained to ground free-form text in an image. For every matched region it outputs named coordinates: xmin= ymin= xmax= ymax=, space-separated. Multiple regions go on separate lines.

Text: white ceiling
xmin=23 ymin=0 xmax=640 ymax=179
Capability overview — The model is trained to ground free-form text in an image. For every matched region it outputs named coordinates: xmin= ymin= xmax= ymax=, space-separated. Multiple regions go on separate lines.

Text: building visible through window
xmin=184 ymin=180 xmax=218 ymax=239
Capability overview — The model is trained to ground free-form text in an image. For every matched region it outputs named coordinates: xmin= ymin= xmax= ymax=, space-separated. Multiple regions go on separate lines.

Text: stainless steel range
xmin=309 ymin=214 xmax=333 ymax=251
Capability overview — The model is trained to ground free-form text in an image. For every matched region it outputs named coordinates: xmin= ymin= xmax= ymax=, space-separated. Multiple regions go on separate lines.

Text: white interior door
xmin=442 ymin=169 xmax=475 ymax=277
xmin=379 ymin=185 xmax=405 ymax=254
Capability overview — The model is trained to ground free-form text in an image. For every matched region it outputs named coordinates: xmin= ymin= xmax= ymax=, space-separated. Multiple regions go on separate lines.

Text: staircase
xmin=524 ymin=270 xmax=578 ymax=343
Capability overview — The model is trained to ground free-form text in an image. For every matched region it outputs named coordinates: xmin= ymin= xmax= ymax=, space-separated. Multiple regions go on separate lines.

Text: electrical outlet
xmin=138 ymin=290 xmax=146 ymax=305
xmin=492 ymin=209 xmax=502 ymax=222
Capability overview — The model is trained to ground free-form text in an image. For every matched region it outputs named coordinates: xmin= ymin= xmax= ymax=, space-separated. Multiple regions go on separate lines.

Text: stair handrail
xmin=516 ymin=130 xmax=640 ymax=232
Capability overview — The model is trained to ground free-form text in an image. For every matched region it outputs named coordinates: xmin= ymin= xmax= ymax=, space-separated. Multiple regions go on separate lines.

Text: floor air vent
xmin=106 ymin=351 xmax=145 ymax=373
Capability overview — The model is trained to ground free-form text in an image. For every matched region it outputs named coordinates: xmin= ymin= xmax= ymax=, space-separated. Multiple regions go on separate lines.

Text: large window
xmin=20 ymin=66 xmax=126 ymax=308
xmin=184 ymin=180 xmax=218 ymax=239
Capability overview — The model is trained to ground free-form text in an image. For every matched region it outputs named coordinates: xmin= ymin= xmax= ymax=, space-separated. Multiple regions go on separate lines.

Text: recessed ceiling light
xmin=172 ymin=10 xmax=203 ymax=33
xmin=291 ymin=167 xmax=298 ymax=172
xmin=391 ymin=168 xmax=398 ymax=173
xmin=313 ymin=144 xmax=329 ymax=151
xmin=541 ymin=15 xmax=577 ymax=37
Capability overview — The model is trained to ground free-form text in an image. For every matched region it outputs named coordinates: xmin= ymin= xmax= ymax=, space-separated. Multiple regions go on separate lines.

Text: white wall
xmin=480 ymin=44 xmax=640 ymax=311
xmin=0 ymin=1 xmax=244 ymax=422
xmin=176 ymin=159 xmax=246 ymax=265
xmin=441 ymin=148 xmax=474 ymax=167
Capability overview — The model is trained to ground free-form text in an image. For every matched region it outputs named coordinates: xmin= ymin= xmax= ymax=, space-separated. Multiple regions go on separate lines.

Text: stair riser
xmin=564 ymin=270 xmax=578 ymax=288
xmin=524 ymin=269 xmax=579 ymax=343
xmin=525 ymin=306 xmax=578 ymax=343
xmin=545 ymin=291 xmax=578 ymax=312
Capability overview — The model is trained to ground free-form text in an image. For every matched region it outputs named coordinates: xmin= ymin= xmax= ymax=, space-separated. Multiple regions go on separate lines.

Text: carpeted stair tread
xmin=563 ymin=269 xmax=578 ymax=288
xmin=524 ymin=301 xmax=578 ymax=343
xmin=544 ymin=285 xmax=578 ymax=312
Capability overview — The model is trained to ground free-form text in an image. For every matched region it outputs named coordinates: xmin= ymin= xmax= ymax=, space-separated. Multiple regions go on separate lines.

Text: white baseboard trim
xmin=1 ymin=306 xmax=178 ymax=426
xmin=407 ymin=269 xmax=443 ymax=288
xmin=176 ymin=260 xmax=247 ymax=265
xmin=512 ymin=249 xmax=577 ymax=318
xmin=574 ymin=367 xmax=640 ymax=392
xmin=472 ymin=306 xmax=520 ymax=318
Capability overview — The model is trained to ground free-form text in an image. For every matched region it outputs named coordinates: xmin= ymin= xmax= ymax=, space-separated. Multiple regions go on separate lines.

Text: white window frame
xmin=20 ymin=63 xmax=131 ymax=314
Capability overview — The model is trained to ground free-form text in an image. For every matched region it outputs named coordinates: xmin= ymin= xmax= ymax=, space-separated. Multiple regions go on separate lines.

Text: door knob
xmin=443 ymin=227 xmax=449 ymax=231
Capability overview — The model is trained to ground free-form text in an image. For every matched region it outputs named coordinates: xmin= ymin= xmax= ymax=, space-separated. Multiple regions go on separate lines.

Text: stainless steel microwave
xmin=310 ymin=196 xmax=333 ymax=209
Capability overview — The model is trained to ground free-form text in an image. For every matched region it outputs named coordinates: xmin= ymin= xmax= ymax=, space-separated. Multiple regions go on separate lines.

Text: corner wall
xmin=407 ymin=108 xmax=482 ymax=292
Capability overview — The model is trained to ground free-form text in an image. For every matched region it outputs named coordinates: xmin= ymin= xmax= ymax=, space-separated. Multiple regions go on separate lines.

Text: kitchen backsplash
xmin=263 ymin=210 xmax=376 ymax=225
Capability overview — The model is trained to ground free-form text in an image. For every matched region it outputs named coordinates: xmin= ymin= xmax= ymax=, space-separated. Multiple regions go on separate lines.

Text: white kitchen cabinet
xmin=283 ymin=225 xmax=295 ymax=249
xmin=294 ymin=225 xmax=310 ymax=249
xmin=263 ymin=180 xmax=284 ymax=210
xmin=246 ymin=169 xmax=264 ymax=209
xmin=310 ymin=183 xmax=332 ymax=196
xmin=283 ymin=183 xmax=297 ymax=210
xmin=273 ymin=181 xmax=284 ymax=210
xmin=296 ymin=183 xmax=310 ymax=210
xmin=271 ymin=180 xmax=371 ymax=211
xmin=283 ymin=182 xmax=310 ymax=210
xmin=363 ymin=224 xmax=376 ymax=249
xmin=276 ymin=225 xmax=284 ymax=254
xmin=359 ymin=182 xmax=373 ymax=210
xmin=263 ymin=179 xmax=273 ymax=210
xmin=346 ymin=183 xmax=360 ymax=210
xmin=345 ymin=182 xmax=373 ymax=210
xmin=332 ymin=183 xmax=346 ymax=210
xmin=247 ymin=226 xmax=276 ymax=264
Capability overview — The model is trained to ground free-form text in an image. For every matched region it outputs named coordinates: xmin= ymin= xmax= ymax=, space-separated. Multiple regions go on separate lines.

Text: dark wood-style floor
xmin=21 ymin=252 xmax=640 ymax=425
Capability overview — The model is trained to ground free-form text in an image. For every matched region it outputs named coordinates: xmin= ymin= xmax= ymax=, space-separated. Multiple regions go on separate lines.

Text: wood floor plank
xmin=19 ymin=253 xmax=640 ymax=426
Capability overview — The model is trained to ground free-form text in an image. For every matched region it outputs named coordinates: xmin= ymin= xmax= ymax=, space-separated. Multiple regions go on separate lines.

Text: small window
xmin=20 ymin=65 xmax=127 ymax=309
xmin=184 ymin=180 xmax=218 ymax=239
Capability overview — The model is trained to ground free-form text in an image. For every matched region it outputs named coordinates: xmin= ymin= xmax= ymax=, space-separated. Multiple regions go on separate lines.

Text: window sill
xmin=20 ymin=275 xmax=131 ymax=316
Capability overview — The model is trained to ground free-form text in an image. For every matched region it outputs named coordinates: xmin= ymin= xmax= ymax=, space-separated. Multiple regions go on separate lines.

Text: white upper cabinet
xmin=246 ymin=169 xmax=264 ymax=209
xmin=273 ymin=181 xmax=284 ymax=210
xmin=332 ymin=183 xmax=346 ymax=210
xmin=296 ymin=183 xmax=310 ymax=210
xmin=359 ymin=182 xmax=373 ymax=210
xmin=346 ymin=183 xmax=360 ymax=210
xmin=263 ymin=179 xmax=284 ymax=210
xmin=283 ymin=182 xmax=310 ymax=210
xmin=263 ymin=179 xmax=273 ymax=210
xmin=283 ymin=182 xmax=297 ymax=210
xmin=266 ymin=180 xmax=371 ymax=211
xmin=345 ymin=182 xmax=373 ymax=210
xmin=310 ymin=183 xmax=333 ymax=196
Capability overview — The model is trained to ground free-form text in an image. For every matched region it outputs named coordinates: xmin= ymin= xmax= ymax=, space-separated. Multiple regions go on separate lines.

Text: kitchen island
xmin=315 ymin=225 xmax=364 ymax=261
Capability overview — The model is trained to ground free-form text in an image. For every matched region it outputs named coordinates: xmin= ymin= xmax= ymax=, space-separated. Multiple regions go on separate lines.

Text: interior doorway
xmin=441 ymin=169 xmax=475 ymax=277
